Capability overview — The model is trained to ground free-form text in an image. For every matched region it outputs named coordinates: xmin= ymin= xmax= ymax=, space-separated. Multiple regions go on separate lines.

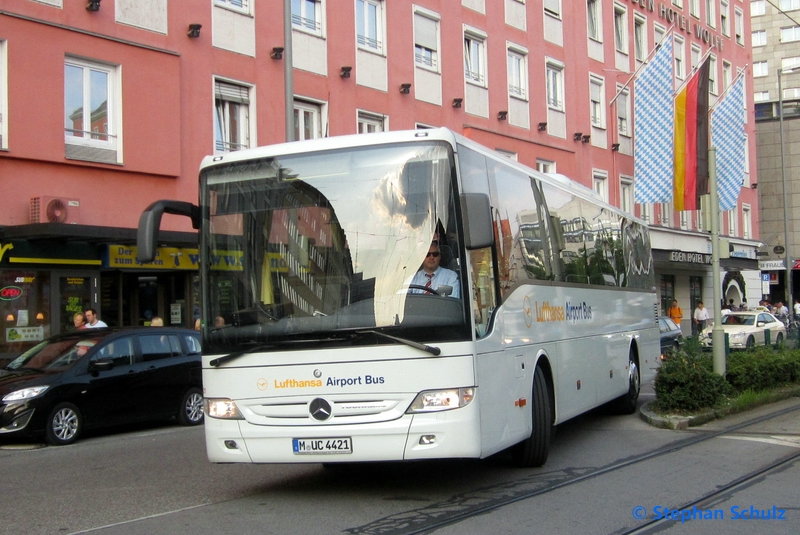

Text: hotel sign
xmin=625 ymin=0 xmax=725 ymax=51
xmin=669 ymin=251 xmax=711 ymax=265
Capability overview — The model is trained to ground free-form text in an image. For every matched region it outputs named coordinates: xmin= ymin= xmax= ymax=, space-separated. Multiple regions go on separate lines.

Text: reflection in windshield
xmin=201 ymin=142 xmax=469 ymax=353
xmin=7 ymin=338 xmax=96 ymax=370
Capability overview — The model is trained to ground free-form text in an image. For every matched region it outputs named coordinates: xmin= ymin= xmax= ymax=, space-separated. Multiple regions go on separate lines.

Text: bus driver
xmin=408 ymin=242 xmax=460 ymax=298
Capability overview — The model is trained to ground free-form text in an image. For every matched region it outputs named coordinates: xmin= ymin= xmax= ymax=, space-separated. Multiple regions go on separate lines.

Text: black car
xmin=0 ymin=327 xmax=203 ymax=445
xmin=658 ymin=317 xmax=683 ymax=359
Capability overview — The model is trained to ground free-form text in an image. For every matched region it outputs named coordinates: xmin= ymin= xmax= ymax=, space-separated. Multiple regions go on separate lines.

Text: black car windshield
xmin=6 ymin=337 xmax=99 ymax=371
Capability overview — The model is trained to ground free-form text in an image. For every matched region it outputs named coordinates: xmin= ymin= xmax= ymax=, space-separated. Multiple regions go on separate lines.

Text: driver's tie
xmin=425 ymin=273 xmax=433 ymax=289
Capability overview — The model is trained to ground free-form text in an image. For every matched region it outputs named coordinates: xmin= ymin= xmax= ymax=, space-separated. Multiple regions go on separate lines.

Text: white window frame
xmin=292 ymin=0 xmax=322 ymax=34
xmin=680 ymin=210 xmax=689 ymax=230
xmin=639 ymin=203 xmax=651 ymax=223
xmin=215 ymin=0 xmax=250 ymax=15
xmin=706 ymin=0 xmax=716 ymax=28
xmin=590 ymin=74 xmax=606 ymax=128
xmin=617 ymin=86 xmax=630 ymax=137
xmin=722 ymin=61 xmax=732 ymax=90
xmin=721 ymin=0 xmax=730 ymax=37
xmin=593 ymin=171 xmax=608 ymax=203
xmin=689 ymin=0 xmax=700 ymax=18
xmin=634 ymin=14 xmax=647 ymax=62
xmin=727 ymin=209 xmax=738 ymax=237
xmin=709 ymin=55 xmax=718 ymax=96
xmin=735 ymin=8 xmax=744 ymax=46
xmin=414 ymin=8 xmax=440 ymax=73
xmin=357 ymin=110 xmax=385 ymax=133
xmin=544 ymin=0 xmax=561 ymax=19
xmin=613 ymin=3 xmax=628 ymax=54
xmin=753 ymin=61 xmax=769 ymax=77
xmin=751 ymin=0 xmax=766 ymax=17
xmin=356 ymin=0 xmax=385 ymax=54
xmin=464 ymin=28 xmax=488 ymax=87
xmin=654 ymin=23 xmax=666 ymax=46
xmin=782 ymin=26 xmax=800 ymax=43
xmin=781 ymin=0 xmax=800 ymax=10
xmin=507 ymin=44 xmax=528 ymax=100
xmin=674 ymin=36 xmax=685 ymax=80
xmin=742 ymin=204 xmax=751 ymax=240
xmin=659 ymin=202 xmax=671 ymax=226
xmin=672 ymin=0 xmax=683 ymax=7
xmin=214 ymin=79 xmax=251 ymax=154
xmin=64 ymin=57 xmax=119 ymax=152
xmin=294 ymin=99 xmax=323 ymax=141
xmin=752 ymin=30 xmax=767 ymax=47
xmin=587 ymin=0 xmax=602 ymax=42
xmin=620 ymin=178 xmax=633 ymax=214
xmin=754 ymin=91 xmax=770 ymax=102
xmin=781 ymin=56 xmax=800 ymax=70
xmin=691 ymin=44 xmax=702 ymax=69
xmin=536 ymin=159 xmax=556 ymax=173
xmin=546 ymin=58 xmax=565 ymax=111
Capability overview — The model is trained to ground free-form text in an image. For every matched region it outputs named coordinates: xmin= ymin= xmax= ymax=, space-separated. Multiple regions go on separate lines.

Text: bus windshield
xmin=200 ymin=141 xmax=469 ymax=353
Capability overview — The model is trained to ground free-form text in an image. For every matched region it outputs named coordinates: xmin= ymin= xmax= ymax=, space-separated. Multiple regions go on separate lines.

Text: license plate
xmin=292 ymin=437 xmax=352 ymax=455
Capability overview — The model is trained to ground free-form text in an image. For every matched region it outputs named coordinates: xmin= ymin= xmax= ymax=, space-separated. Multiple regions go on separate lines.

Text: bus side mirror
xmin=137 ymin=200 xmax=200 ymax=262
xmin=460 ymin=193 xmax=494 ymax=250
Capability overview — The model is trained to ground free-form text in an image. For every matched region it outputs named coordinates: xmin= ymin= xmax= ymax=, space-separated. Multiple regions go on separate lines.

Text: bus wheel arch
xmin=511 ymin=358 xmax=553 ymax=468
xmin=613 ymin=343 xmax=641 ymax=415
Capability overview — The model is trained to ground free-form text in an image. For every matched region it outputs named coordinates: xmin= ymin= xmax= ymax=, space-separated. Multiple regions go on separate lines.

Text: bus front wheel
xmin=511 ymin=366 xmax=552 ymax=468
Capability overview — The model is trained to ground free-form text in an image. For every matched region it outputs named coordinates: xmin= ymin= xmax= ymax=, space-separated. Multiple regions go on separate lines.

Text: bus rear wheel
xmin=613 ymin=352 xmax=640 ymax=415
xmin=511 ymin=366 xmax=551 ymax=468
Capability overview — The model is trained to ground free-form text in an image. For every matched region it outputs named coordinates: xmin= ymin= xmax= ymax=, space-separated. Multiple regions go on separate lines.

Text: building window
xmin=689 ymin=0 xmax=699 ymax=17
xmin=634 ymin=14 xmax=647 ymax=62
xmin=680 ymin=210 xmax=689 ymax=230
xmin=216 ymin=0 xmax=249 ymax=13
xmin=294 ymin=100 xmax=322 ymax=140
xmin=751 ymin=0 xmax=766 ymax=16
xmin=753 ymin=61 xmax=768 ymax=77
xmin=672 ymin=0 xmax=683 ymax=7
xmin=782 ymin=26 xmax=800 ymax=43
xmin=546 ymin=59 xmax=564 ymax=110
xmin=674 ymin=36 xmax=685 ymax=80
xmin=357 ymin=111 xmax=384 ymax=133
xmin=614 ymin=3 xmax=628 ymax=54
xmin=709 ymin=56 xmax=718 ymax=95
xmin=689 ymin=276 xmax=703 ymax=317
xmin=706 ymin=0 xmax=716 ymax=27
xmin=735 ymin=9 xmax=744 ymax=46
xmin=654 ymin=24 xmax=666 ymax=45
xmin=414 ymin=10 xmax=439 ymax=71
xmin=639 ymin=203 xmax=651 ymax=223
xmin=64 ymin=58 xmax=118 ymax=151
xmin=464 ymin=30 xmax=487 ymax=86
xmin=782 ymin=56 xmax=800 ymax=70
xmin=722 ymin=61 xmax=732 ymax=90
xmin=544 ymin=0 xmax=561 ymax=19
xmin=721 ymin=0 xmax=730 ymax=36
xmin=292 ymin=0 xmax=321 ymax=33
xmin=214 ymin=80 xmax=250 ymax=153
xmin=660 ymin=275 xmax=675 ymax=317
xmin=495 ymin=149 xmax=518 ymax=160
xmin=593 ymin=172 xmax=608 ymax=203
xmin=728 ymin=209 xmax=738 ymax=237
xmin=587 ymin=0 xmax=602 ymax=42
xmin=620 ymin=179 xmax=633 ymax=214
xmin=752 ymin=30 xmax=767 ymax=47
xmin=356 ymin=0 xmax=384 ymax=53
xmin=754 ymin=91 xmax=770 ymax=102
xmin=617 ymin=86 xmax=630 ymax=136
xmin=691 ymin=44 xmax=702 ymax=69
xmin=742 ymin=205 xmax=751 ymax=239
xmin=536 ymin=159 xmax=556 ymax=173
xmin=781 ymin=0 xmax=800 ymax=10
xmin=590 ymin=75 xmax=605 ymax=128
xmin=508 ymin=47 xmax=528 ymax=100
xmin=659 ymin=202 xmax=671 ymax=226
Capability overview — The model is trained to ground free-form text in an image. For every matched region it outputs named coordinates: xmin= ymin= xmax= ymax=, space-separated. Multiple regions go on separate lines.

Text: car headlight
xmin=3 ymin=385 xmax=49 ymax=402
xmin=205 ymin=398 xmax=244 ymax=419
xmin=730 ymin=333 xmax=745 ymax=341
xmin=407 ymin=387 xmax=475 ymax=413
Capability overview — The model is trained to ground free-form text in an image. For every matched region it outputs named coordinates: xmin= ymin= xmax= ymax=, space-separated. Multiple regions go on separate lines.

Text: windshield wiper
xmin=208 ymin=336 xmax=352 ymax=367
xmin=357 ymin=330 xmax=441 ymax=356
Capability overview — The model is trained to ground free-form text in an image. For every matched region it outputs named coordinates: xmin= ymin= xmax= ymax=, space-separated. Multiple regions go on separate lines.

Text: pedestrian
xmin=693 ymin=301 xmax=709 ymax=336
xmin=84 ymin=308 xmax=108 ymax=328
xmin=667 ymin=300 xmax=683 ymax=325
xmin=73 ymin=312 xmax=87 ymax=330
xmin=150 ymin=316 xmax=164 ymax=326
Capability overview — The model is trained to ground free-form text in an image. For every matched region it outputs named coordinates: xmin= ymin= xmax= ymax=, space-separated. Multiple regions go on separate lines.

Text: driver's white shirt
xmin=408 ymin=267 xmax=460 ymax=298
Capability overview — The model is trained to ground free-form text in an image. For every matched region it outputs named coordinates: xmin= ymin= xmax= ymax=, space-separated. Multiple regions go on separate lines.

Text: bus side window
xmin=470 ymin=247 xmax=497 ymax=338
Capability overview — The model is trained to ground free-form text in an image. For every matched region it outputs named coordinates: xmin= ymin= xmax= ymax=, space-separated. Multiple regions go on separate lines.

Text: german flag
xmin=673 ymin=58 xmax=710 ymax=211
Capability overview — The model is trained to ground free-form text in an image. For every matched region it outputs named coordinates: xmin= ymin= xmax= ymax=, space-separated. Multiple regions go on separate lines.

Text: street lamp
xmin=778 ymin=67 xmax=797 ymax=314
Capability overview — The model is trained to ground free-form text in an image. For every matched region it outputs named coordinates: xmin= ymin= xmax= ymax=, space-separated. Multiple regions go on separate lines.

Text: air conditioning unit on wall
xmin=30 ymin=197 xmax=81 ymax=224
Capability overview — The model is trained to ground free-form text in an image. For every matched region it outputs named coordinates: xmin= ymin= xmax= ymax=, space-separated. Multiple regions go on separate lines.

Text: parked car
xmin=699 ymin=311 xmax=787 ymax=350
xmin=658 ymin=317 xmax=683 ymax=359
xmin=0 ymin=327 xmax=203 ymax=445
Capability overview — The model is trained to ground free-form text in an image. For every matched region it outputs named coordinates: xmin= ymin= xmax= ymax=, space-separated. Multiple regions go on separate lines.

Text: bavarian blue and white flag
xmin=634 ymin=35 xmax=674 ymax=204
xmin=712 ymin=76 xmax=746 ymax=212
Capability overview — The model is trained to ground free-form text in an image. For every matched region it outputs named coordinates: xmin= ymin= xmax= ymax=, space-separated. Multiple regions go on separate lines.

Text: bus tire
xmin=511 ymin=366 xmax=551 ymax=468
xmin=613 ymin=352 xmax=640 ymax=415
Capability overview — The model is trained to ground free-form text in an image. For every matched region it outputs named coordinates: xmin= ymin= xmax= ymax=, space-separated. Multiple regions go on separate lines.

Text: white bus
xmin=138 ymin=128 xmax=659 ymax=467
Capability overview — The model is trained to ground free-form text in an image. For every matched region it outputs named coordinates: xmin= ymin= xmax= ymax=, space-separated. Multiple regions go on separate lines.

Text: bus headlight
xmin=205 ymin=398 xmax=244 ymax=419
xmin=407 ymin=388 xmax=475 ymax=413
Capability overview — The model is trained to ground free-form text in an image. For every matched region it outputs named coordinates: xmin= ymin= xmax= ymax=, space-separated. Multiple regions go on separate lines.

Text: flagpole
xmin=709 ymin=67 xmax=748 ymax=113
xmin=709 ymin=147 xmax=726 ymax=375
xmin=673 ymin=48 xmax=715 ymax=97
xmin=610 ymin=25 xmax=675 ymax=106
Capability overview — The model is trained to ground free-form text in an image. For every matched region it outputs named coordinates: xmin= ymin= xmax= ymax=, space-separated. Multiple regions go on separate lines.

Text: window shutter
xmin=215 ymin=81 xmax=249 ymax=104
xmin=414 ymin=13 xmax=438 ymax=51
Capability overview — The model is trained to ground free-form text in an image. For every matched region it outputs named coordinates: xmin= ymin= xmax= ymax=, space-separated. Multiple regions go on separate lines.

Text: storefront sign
xmin=759 ymin=260 xmax=785 ymax=270
xmin=5 ymin=326 xmax=44 ymax=342
xmin=107 ymin=245 xmax=245 ymax=271
xmin=170 ymin=303 xmax=182 ymax=324
xmin=669 ymin=251 xmax=711 ymax=265
xmin=0 ymin=286 xmax=23 ymax=300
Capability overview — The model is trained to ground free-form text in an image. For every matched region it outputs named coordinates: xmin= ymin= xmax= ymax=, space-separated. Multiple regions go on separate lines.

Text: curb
xmin=639 ymin=385 xmax=800 ymax=430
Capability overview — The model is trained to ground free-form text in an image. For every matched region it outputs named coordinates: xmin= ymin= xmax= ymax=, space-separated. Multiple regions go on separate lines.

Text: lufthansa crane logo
xmin=523 ymin=295 xmax=533 ymax=328
xmin=309 ymin=398 xmax=332 ymax=421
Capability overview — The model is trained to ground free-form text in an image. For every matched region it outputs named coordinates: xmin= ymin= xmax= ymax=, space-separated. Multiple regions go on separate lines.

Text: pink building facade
xmin=0 ymin=0 xmax=760 ymax=357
